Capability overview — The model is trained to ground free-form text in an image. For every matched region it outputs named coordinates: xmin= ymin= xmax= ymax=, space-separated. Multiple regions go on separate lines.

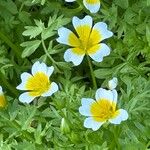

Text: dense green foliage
xmin=0 ymin=0 xmax=150 ymax=149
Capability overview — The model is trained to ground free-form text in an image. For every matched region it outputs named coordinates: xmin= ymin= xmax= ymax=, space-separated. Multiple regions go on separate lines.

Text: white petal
xmin=81 ymin=98 xmax=95 ymax=106
xmin=65 ymin=0 xmax=76 ymax=2
xmin=47 ymin=66 xmax=54 ymax=77
xmin=92 ymin=22 xmax=113 ymax=41
xmin=40 ymin=62 xmax=48 ymax=74
xmin=79 ymin=98 xmax=95 ymax=116
xmin=31 ymin=61 xmax=40 ymax=75
xmin=42 ymin=82 xmax=58 ymax=97
xmin=88 ymin=43 xmax=110 ymax=62
xmin=83 ymin=0 xmax=100 ymax=13
xmin=108 ymin=77 xmax=118 ymax=90
xmin=84 ymin=117 xmax=104 ymax=131
xmin=32 ymin=61 xmax=54 ymax=77
xmin=18 ymin=92 xmax=36 ymax=104
xmin=57 ymin=27 xmax=74 ymax=46
xmin=16 ymin=72 xmax=32 ymax=90
xmin=72 ymin=15 xmax=92 ymax=30
xmin=112 ymin=89 xmax=118 ymax=104
xmin=32 ymin=61 xmax=48 ymax=75
xmin=95 ymin=88 xmax=114 ymax=103
xmin=0 ymin=86 xmax=3 ymax=94
xmin=109 ymin=109 xmax=129 ymax=124
xmin=64 ymin=49 xmax=85 ymax=66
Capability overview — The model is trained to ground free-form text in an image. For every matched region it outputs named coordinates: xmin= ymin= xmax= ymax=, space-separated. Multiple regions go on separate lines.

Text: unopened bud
xmin=60 ymin=118 xmax=70 ymax=134
xmin=108 ymin=77 xmax=118 ymax=90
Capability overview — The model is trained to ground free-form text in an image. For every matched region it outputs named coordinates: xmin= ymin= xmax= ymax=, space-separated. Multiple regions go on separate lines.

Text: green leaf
xmin=146 ymin=25 xmax=150 ymax=46
xmin=147 ymin=0 xmax=150 ymax=6
xmin=94 ymin=68 xmax=112 ymax=79
xmin=18 ymin=11 xmax=31 ymax=24
xmin=34 ymin=123 xmax=42 ymax=144
xmin=41 ymin=26 xmax=55 ymax=40
xmin=21 ymin=40 xmax=41 ymax=58
xmin=41 ymin=15 xmax=70 ymax=40
xmin=22 ymin=20 xmax=44 ymax=39
xmin=115 ymin=0 xmax=129 ymax=9
xmin=56 ymin=62 xmax=71 ymax=70
xmin=0 ymin=0 xmax=18 ymax=15
xmin=32 ymin=0 xmax=46 ymax=5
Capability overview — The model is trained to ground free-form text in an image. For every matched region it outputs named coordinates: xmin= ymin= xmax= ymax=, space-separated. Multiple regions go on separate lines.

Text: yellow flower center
xmin=90 ymin=99 xmax=119 ymax=122
xmin=0 ymin=94 xmax=6 ymax=108
xmin=68 ymin=25 xmax=101 ymax=55
xmin=85 ymin=0 xmax=100 ymax=4
xmin=26 ymin=72 xmax=50 ymax=96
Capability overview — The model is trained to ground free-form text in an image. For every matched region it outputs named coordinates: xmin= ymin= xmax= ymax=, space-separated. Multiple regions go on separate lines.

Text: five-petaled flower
xmin=79 ymin=87 xmax=128 ymax=131
xmin=65 ymin=0 xmax=100 ymax=13
xmin=0 ymin=86 xmax=6 ymax=108
xmin=57 ymin=15 xmax=113 ymax=66
xmin=17 ymin=61 xmax=58 ymax=104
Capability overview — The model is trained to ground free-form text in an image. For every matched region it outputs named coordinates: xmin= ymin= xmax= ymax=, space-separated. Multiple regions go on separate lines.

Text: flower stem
xmin=41 ymin=39 xmax=63 ymax=73
xmin=0 ymin=30 xmax=21 ymax=58
xmin=86 ymin=55 xmax=97 ymax=89
xmin=41 ymin=39 xmax=56 ymax=64
xmin=33 ymin=98 xmax=38 ymax=106
xmin=0 ymin=72 xmax=18 ymax=96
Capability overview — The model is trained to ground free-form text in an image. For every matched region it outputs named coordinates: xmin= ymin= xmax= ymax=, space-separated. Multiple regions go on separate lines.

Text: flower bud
xmin=60 ymin=118 xmax=70 ymax=134
xmin=108 ymin=77 xmax=118 ymax=90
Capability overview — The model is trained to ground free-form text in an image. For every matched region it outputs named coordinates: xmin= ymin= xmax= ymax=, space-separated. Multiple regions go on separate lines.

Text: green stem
xmin=76 ymin=0 xmax=90 ymax=15
xmin=86 ymin=55 xmax=97 ymax=89
xmin=76 ymin=0 xmax=83 ymax=7
xmin=113 ymin=126 xmax=121 ymax=150
xmin=19 ymin=2 xmax=25 ymax=12
xmin=0 ymin=30 xmax=21 ymax=58
xmin=41 ymin=39 xmax=62 ymax=73
xmin=41 ymin=39 xmax=56 ymax=64
xmin=0 ymin=72 xmax=18 ymax=96
xmin=33 ymin=98 xmax=38 ymax=106
xmin=62 ymin=5 xmax=83 ymax=15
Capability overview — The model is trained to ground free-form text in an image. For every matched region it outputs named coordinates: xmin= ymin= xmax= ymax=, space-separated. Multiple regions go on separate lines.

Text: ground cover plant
xmin=0 ymin=0 xmax=150 ymax=149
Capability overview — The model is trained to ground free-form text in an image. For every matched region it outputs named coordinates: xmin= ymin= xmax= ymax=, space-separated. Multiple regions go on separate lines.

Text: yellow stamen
xmin=87 ymin=44 xmax=101 ymax=55
xmin=85 ymin=0 xmax=100 ymax=4
xmin=90 ymin=99 xmax=119 ymax=122
xmin=68 ymin=25 xmax=101 ymax=55
xmin=26 ymin=72 xmax=50 ymax=96
xmin=0 ymin=94 xmax=6 ymax=108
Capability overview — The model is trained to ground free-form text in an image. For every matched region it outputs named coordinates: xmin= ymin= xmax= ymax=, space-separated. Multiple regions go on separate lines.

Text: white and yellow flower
xmin=79 ymin=88 xmax=128 ymax=131
xmin=0 ymin=86 xmax=6 ymax=108
xmin=16 ymin=61 xmax=58 ymax=104
xmin=57 ymin=15 xmax=113 ymax=66
xmin=108 ymin=77 xmax=118 ymax=90
xmin=65 ymin=0 xmax=100 ymax=14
